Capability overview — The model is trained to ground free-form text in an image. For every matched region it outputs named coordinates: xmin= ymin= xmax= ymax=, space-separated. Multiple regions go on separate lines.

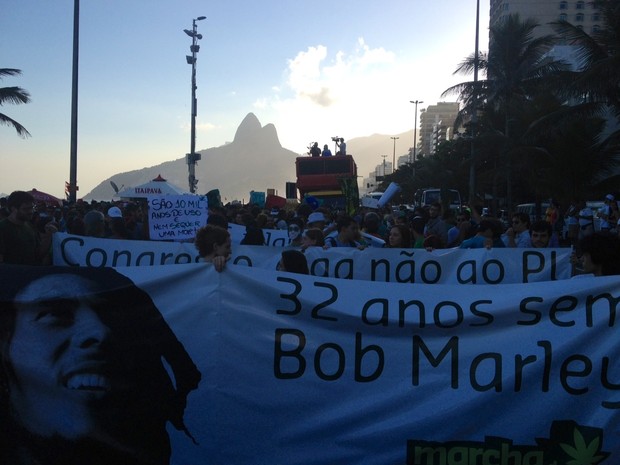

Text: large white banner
xmin=2 ymin=264 xmax=619 ymax=464
xmin=53 ymin=233 xmax=573 ymax=284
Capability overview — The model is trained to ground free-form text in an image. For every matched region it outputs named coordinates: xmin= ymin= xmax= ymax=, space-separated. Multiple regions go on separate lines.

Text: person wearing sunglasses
xmin=501 ymin=212 xmax=532 ymax=248
xmin=287 ymin=218 xmax=304 ymax=247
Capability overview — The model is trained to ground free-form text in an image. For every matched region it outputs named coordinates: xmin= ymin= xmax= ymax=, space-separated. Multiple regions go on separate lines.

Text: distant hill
xmin=84 ymin=113 xmax=413 ymax=202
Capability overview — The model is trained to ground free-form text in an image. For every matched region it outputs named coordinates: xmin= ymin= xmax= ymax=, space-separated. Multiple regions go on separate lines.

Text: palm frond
xmin=0 ymin=68 xmax=22 ymax=80
xmin=0 ymin=112 xmax=31 ymax=138
xmin=0 ymin=86 xmax=31 ymax=106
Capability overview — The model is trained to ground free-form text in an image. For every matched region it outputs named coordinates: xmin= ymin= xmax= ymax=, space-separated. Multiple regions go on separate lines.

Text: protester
xmin=287 ymin=217 xmax=304 ymax=247
xmin=577 ymin=201 xmax=595 ymax=239
xmin=277 ymin=250 xmax=309 ymax=274
xmin=388 ymin=224 xmax=412 ymax=248
xmin=106 ymin=206 xmax=129 ymax=240
xmin=305 ymin=211 xmax=324 ymax=230
xmin=0 ymin=266 xmax=201 ymax=465
xmin=83 ymin=210 xmax=106 ymax=238
xmin=598 ymin=194 xmax=615 ymax=232
xmin=501 ymin=212 xmax=532 ymax=248
xmin=206 ymin=212 xmax=228 ymax=230
xmin=530 ymin=220 xmax=555 ymax=248
xmin=362 ymin=212 xmax=385 ymax=240
xmin=410 ymin=216 xmax=426 ymax=248
xmin=300 ymin=228 xmax=324 ymax=250
xmin=195 ymin=225 xmax=231 ymax=272
xmin=459 ymin=219 xmax=505 ymax=249
xmin=325 ymin=216 xmax=362 ymax=248
xmin=0 ymin=191 xmax=57 ymax=265
xmin=240 ymin=225 xmax=266 ymax=246
xmin=573 ymin=232 xmax=620 ymax=276
xmin=447 ymin=209 xmax=475 ymax=247
xmin=424 ymin=202 xmax=449 ymax=248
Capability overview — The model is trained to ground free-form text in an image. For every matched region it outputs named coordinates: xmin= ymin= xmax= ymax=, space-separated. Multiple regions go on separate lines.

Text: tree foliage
xmin=0 ymin=68 xmax=31 ymax=138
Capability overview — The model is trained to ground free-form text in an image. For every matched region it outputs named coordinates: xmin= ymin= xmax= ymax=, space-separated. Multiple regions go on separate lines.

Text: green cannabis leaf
xmin=560 ymin=428 xmax=606 ymax=465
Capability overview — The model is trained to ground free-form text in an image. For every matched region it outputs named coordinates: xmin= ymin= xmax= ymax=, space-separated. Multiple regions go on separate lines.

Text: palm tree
xmin=444 ymin=14 xmax=568 ymax=208
xmin=0 ymin=68 xmax=31 ymax=138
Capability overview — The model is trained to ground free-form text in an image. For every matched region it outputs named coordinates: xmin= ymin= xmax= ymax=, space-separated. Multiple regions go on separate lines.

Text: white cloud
xmin=251 ymin=37 xmax=466 ymax=160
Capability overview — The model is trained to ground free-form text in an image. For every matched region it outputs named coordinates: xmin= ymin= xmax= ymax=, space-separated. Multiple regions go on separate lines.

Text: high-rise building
xmin=418 ymin=102 xmax=460 ymax=157
xmin=490 ymin=0 xmax=603 ymax=40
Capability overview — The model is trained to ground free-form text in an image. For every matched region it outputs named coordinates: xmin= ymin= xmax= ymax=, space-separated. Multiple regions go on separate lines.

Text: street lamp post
xmin=390 ymin=136 xmax=399 ymax=173
xmin=68 ymin=0 xmax=80 ymax=203
xmin=409 ymin=100 xmax=423 ymax=177
xmin=184 ymin=16 xmax=206 ymax=194
xmin=469 ymin=0 xmax=480 ymax=205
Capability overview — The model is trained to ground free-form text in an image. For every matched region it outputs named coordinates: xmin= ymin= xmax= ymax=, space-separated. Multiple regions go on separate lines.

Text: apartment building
xmin=490 ymin=0 xmax=604 ymax=39
xmin=418 ymin=102 xmax=460 ymax=157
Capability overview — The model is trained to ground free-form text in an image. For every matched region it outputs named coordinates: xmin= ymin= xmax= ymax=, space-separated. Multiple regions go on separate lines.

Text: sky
xmin=1 ymin=0 xmax=490 ymax=199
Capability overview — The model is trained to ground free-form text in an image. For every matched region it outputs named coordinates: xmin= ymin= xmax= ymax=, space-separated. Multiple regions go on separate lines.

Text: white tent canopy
xmin=116 ymin=174 xmax=187 ymax=199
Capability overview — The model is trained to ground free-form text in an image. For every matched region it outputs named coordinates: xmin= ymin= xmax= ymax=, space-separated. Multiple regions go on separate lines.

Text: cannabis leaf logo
xmin=560 ymin=428 xmax=606 ymax=465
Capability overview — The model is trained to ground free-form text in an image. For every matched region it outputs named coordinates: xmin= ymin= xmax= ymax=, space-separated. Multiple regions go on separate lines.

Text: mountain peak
xmin=233 ymin=113 xmax=262 ymax=142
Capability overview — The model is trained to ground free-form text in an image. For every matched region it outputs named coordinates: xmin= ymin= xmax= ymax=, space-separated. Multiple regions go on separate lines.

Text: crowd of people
xmin=2 ymin=189 xmax=620 ymax=277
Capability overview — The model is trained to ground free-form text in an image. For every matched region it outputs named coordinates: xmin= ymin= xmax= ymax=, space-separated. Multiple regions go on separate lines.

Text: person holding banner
xmin=0 ymin=266 xmax=201 ymax=465
xmin=459 ymin=219 xmax=505 ymax=249
xmin=324 ymin=216 xmax=363 ymax=249
xmin=300 ymin=228 xmax=324 ymax=250
xmin=195 ymin=225 xmax=231 ymax=272
xmin=573 ymin=232 xmax=620 ymax=276
xmin=388 ymin=224 xmax=412 ymax=248
xmin=277 ymin=250 xmax=309 ymax=274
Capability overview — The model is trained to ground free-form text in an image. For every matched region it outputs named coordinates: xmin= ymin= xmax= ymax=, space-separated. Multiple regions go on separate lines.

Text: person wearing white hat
xmin=307 ymin=212 xmax=326 ymax=229
xmin=106 ymin=205 xmax=128 ymax=239
xmin=598 ymin=194 xmax=615 ymax=231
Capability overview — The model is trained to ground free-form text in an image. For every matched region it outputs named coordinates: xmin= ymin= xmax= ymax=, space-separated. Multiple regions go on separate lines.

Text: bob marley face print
xmin=10 ymin=274 xmax=129 ymax=439
xmin=0 ymin=266 xmax=201 ymax=465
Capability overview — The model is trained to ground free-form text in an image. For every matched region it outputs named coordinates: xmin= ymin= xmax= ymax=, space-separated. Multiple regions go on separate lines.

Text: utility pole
xmin=184 ymin=16 xmax=206 ymax=193
xmin=390 ymin=136 xmax=399 ymax=173
xmin=68 ymin=0 xmax=79 ymax=203
xmin=469 ymin=0 xmax=480 ymax=204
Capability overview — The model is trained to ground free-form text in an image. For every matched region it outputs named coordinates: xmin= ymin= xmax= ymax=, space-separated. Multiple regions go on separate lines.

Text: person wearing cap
xmin=106 ymin=205 xmax=129 ymax=239
xmin=597 ymin=194 xmax=616 ymax=231
xmin=307 ymin=212 xmax=327 ymax=231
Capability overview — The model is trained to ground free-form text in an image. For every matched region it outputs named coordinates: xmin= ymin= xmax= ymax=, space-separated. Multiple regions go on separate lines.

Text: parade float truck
xmin=295 ymin=155 xmax=359 ymax=214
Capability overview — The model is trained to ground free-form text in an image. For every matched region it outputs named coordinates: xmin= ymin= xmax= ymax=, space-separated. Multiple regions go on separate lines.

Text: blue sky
xmin=1 ymin=0 xmax=489 ymax=198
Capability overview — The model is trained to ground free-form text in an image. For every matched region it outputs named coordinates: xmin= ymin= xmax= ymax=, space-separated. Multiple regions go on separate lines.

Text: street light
xmin=390 ymin=136 xmax=399 ymax=173
xmin=184 ymin=15 xmax=206 ymax=194
xmin=409 ymin=100 xmax=423 ymax=176
xmin=68 ymin=0 xmax=80 ymax=203
xmin=469 ymin=0 xmax=480 ymax=205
